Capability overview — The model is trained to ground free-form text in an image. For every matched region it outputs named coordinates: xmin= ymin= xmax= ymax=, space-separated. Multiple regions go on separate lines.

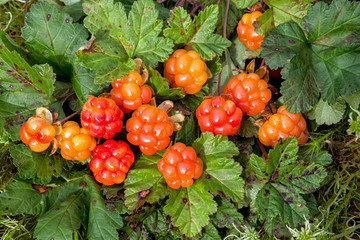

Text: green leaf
xmin=72 ymin=62 xmax=109 ymax=105
xmin=212 ymin=198 xmax=243 ymax=228
xmin=0 ymin=181 xmax=47 ymax=215
xmin=146 ymin=66 xmax=186 ymax=101
xmin=84 ymin=176 xmax=123 ymax=240
xmin=163 ymin=7 xmax=193 ymax=44
xmin=164 ymin=5 xmax=231 ymax=60
xmin=308 ymin=98 xmax=346 ymax=125
xmin=215 ymin=1 xmax=242 ymax=38
xmin=193 ymin=132 xmax=244 ymax=202
xmin=175 ymin=114 xmax=199 ymax=146
xmin=9 ymin=144 xmax=36 ymax=180
xmin=348 ymin=116 xmax=360 ymax=140
xmin=256 ymin=184 xmax=309 ymax=227
xmin=32 ymin=149 xmax=66 ymax=184
xmin=22 ymin=2 xmax=88 ymax=76
xmin=164 ymin=181 xmax=217 ymax=237
xmin=124 ymin=150 xmax=170 ymax=210
xmin=262 ymin=0 xmax=360 ymax=112
xmin=238 ymin=117 xmax=258 ymax=138
xmin=200 ymin=223 xmax=221 ymax=240
xmin=79 ymin=0 xmax=173 ymax=82
xmin=0 ymin=34 xmax=56 ymax=140
xmin=342 ymin=90 xmax=360 ymax=109
xmin=143 ymin=209 xmax=169 ymax=235
xmin=254 ymin=0 xmax=311 ymax=35
xmin=34 ymin=192 xmax=85 ymax=240
xmin=231 ymin=0 xmax=258 ymax=9
xmin=251 ymin=137 xmax=328 ymax=227
xmin=62 ymin=2 xmax=84 ymax=21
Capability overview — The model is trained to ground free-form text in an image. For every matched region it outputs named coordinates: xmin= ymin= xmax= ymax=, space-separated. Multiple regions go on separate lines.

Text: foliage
xmin=0 ymin=0 xmax=359 ymax=239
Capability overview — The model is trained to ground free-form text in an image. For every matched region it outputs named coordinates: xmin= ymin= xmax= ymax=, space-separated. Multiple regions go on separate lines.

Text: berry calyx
xmin=110 ymin=71 xmax=153 ymax=113
xmin=81 ymin=96 xmax=124 ymax=139
xmin=196 ymin=96 xmax=243 ymax=136
xmin=126 ymin=104 xmax=174 ymax=155
xmin=89 ymin=140 xmax=134 ymax=185
xmin=164 ymin=49 xmax=208 ymax=94
xmin=157 ymin=142 xmax=203 ymax=189
xmin=237 ymin=11 xmax=263 ymax=50
xmin=222 ymin=72 xmax=272 ymax=116
xmin=56 ymin=121 xmax=97 ymax=161
xmin=258 ymin=105 xmax=309 ymax=148
xmin=20 ymin=115 xmax=56 ymax=152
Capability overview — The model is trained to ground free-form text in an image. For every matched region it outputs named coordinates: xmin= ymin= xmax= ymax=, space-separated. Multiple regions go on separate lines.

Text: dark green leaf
xmin=230 ymin=35 xmax=261 ymax=69
xmin=124 ymin=150 xmax=170 ymax=210
xmin=231 ymin=0 xmax=258 ymax=9
xmin=215 ymin=1 xmax=241 ymax=37
xmin=72 ymin=62 xmax=109 ymax=105
xmin=22 ymin=2 xmax=88 ymax=76
xmin=34 ymin=192 xmax=85 ymax=240
xmin=0 ymin=181 xmax=47 ymax=215
xmin=0 ymin=36 xmax=56 ymax=140
xmin=262 ymin=0 xmax=360 ymax=112
xmin=238 ymin=117 xmax=258 ymax=138
xmin=32 ymin=150 xmax=65 ymax=184
xmin=164 ymin=181 xmax=217 ymax=237
xmin=175 ymin=114 xmax=199 ymax=146
xmin=193 ymin=132 xmax=244 ymax=201
xmin=146 ymin=66 xmax=186 ymax=101
xmin=85 ymin=176 xmax=123 ymax=240
xmin=212 ymin=198 xmax=243 ymax=228
xmin=9 ymin=144 xmax=36 ymax=180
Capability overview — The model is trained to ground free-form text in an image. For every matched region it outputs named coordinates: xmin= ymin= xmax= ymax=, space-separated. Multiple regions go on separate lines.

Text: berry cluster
xmin=19 ymin=43 xmax=308 ymax=189
xmin=157 ymin=143 xmax=203 ymax=189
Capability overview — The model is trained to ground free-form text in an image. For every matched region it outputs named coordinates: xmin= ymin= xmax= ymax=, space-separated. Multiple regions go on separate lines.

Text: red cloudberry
xmin=81 ymin=96 xmax=124 ymax=139
xmin=196 ymin=96 xmax=243 ymax=136
xmin=89 ymin=140 xmax=134 ymax=185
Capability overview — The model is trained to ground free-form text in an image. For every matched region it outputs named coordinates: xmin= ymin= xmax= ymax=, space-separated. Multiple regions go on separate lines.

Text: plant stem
xmin=217 ymin=0 xmax=231 ymax=96
xmin=59 ymin=109 xmax=82 ymax=124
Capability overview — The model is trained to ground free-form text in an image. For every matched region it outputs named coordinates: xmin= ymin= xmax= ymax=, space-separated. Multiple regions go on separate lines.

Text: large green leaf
xmin=32 ymin=149 xmax=66 ymax=184
xmin=84 ymin=176 xmax=123 ymax=240
xmin=164 ymin=5 xmax=231 ymax=60
xmin=164 ymin=181 xmax=217 ymax=237
xmin=22 ymin=2 xmax=88 ymax=76
xmin=193 ymin=132 xmax=244 ymax=202
xmin=212 ymin=198 xmax=243 ymax=228
xmin=0 ymin=32 xmax=57 ymax=140
xmin=262 ymin=0 xmax=360 ymax=112
xmin=250 ymin=137 xmax=328 ymax=227
xmin=78 ymin=0 xmax=173 ymax=83
xmin=34 ymin=192 xmax=85 ymax=240
xmin=124 ymin=150 xmax=170 ymax=210
xmin=175 ymin=114 xmax=199 ymax=146
xmin=0 ymin=181 xmax=48 ymax=215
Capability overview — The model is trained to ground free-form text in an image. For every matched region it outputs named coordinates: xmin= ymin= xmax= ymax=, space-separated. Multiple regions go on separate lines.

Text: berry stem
xmin=260 ymin=58 xmax=266 ymax=68
xmin=59 ymin=109 xmax=82 ymax=124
